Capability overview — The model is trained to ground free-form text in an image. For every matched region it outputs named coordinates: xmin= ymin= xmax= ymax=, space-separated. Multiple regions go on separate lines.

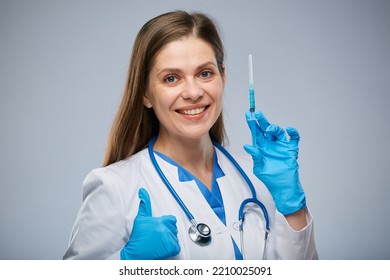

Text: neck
xmin=153 ymin=134 xmax=214 ymax=169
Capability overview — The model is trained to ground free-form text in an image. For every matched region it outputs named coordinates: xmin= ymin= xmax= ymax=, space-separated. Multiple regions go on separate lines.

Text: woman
xmin=63 ymin=10 xmax=318 ymax=260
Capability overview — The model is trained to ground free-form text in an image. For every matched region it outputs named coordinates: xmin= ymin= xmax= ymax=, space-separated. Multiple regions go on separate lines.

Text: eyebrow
xmin=156 ymin=61 xmax=218 ymax=77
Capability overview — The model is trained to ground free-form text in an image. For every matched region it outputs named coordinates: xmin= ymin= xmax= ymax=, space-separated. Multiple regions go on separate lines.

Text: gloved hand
xmin=244 ymin=111 xmax=306 ymax=215
xmin=120 ymin=188 xmax=181 ymax=259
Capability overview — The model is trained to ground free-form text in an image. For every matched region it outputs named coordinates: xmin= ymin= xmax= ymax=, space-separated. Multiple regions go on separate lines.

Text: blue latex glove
xmin=244 ymin=111 xmax=306 ymax=215
xmin=120 ymin=188 xmax=181 ymax=260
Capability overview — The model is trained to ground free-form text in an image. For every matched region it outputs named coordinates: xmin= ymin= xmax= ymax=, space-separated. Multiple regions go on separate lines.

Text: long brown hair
xmin=103 ymin=10 xmax=226 ymax=166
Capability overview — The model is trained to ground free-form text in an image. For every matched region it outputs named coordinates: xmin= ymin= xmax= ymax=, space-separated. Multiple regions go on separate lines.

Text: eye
xmin=199 ymin=70 xmax=213 ymax=79
xmin=164 ymin=75 xmax=177 ymax=83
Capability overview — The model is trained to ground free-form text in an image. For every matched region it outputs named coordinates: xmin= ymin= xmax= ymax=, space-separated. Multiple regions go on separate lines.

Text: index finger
xmin=254 ymin=111 xmax=271 ymax=132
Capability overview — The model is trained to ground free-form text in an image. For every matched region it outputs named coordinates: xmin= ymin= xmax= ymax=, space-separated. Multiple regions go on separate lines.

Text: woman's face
xmin=144 ymin=35 xmax=225 ymax=143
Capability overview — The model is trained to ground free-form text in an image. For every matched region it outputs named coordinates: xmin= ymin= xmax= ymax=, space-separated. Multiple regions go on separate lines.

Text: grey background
xmin=1 ymin=0 xmax=389 ymax=259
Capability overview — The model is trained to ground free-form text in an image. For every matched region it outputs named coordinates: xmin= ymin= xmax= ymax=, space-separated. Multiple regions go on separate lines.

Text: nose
xmin=181 ymin=79 xmax=203 ymax=101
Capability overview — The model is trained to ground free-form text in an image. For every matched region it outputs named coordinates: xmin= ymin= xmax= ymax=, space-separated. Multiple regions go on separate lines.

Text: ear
xmin=143 ymin=94 xmax=153 ymax=108
xmin=220 ymin=64 xmax=226 ymax=84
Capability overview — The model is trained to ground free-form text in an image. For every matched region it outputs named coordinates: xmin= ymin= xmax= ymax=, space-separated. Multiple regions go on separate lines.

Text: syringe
xmin=248 ymin=54 xmax=255 ymax=113
xmin=248 ymin=54 xmax=257 ymax=145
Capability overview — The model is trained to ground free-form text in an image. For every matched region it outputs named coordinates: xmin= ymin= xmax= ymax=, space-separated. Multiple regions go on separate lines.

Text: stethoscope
xmin=148 ymin=136 xmax=270 ymax=259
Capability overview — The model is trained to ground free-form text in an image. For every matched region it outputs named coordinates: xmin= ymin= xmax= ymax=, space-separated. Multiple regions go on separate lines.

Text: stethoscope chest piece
xmin=188 ymin=223 xmax=211 ymax=246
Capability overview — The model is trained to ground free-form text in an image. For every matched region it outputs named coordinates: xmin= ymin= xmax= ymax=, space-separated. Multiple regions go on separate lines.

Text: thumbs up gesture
xmin=120 ymin=188 xmax=181 ymax=260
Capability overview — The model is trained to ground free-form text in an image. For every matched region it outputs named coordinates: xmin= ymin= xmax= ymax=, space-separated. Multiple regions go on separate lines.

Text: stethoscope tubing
xmin=212 ymin=141 xmax=257 ymax=199
xmin=148 ymin=136 xmax=270 ymax=255
xmin=148 ymin=136 xmax=195 ymax=222
xmin=239 ymin=198 xmax=270 ymax=231
xmin=212 ymin=141 xmax=270 ymax=232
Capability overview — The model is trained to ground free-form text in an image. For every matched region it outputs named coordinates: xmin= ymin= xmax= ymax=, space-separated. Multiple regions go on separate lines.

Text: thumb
xmin=243 ymin=144 xmax=261 ymax=157
xmin=137 ymin=188 xmax=152 ymax=217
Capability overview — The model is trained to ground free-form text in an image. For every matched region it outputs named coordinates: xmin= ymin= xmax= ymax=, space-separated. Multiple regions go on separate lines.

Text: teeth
xmin=179 ymin=107 xmax=206 ymax=115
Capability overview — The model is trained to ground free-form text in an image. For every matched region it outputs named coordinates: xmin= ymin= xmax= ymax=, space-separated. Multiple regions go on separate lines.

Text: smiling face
xmin=144 ymin=35 xmax=225 ymax=144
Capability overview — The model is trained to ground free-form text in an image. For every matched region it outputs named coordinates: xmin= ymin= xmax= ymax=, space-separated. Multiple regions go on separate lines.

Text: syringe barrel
xmin=249 ymin=87 xmax=255 ymax=112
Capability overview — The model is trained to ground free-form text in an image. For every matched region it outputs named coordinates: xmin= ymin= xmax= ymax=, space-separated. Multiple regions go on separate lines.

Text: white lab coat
xmin=63 ymin=147 xmax=318 ymax=260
